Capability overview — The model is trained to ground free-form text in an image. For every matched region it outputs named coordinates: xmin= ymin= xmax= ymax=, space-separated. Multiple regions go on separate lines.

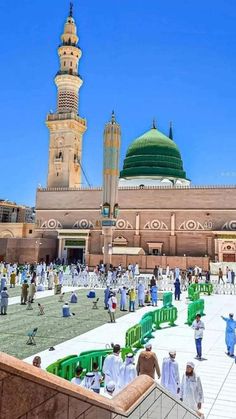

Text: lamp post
xmin=108 ymin=243 xmax=113 ymax=266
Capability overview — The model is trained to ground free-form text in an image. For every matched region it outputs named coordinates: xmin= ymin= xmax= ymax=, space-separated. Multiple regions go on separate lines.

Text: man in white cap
xmin=192 ymin=314 xmax=205 ymax=360
xmin=161 ymin=350 xmax=180 ymax=396
xmin=180 ymin=362 xmax=204 ymax=413
xmin=118 ymin=353 xmax=137 ymax=390
xmin=136 ymin=343 xmax=161 ymax=379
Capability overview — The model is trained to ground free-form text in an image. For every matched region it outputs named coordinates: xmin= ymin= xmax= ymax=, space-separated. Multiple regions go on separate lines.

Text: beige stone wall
xmin=0 ymin=223 xmax=35 ymax=239
xmin=36 ymin=186 xmax=236 ymax=210
xmin=0 ymin=187 xmax=232 ymax=264
xmin=33 ymin=186 xmax=236 ymax=264
xmin=0 ymin=238 xmax=57 ymax=263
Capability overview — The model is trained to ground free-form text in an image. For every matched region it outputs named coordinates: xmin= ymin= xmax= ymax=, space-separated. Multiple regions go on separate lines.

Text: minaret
xmin=46 ymin=2 xmax=87 ymax=188
xmin=102 ymin=112 xmax=121 ymax=265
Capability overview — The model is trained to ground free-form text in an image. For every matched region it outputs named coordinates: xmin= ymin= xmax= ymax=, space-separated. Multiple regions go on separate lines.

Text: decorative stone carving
xmin=113 ymin=236 xmax=128 ymax=245
xmin=222 ymin=220 xmax=236 ymax=231
xmin=41 ymin=219 xmax=62 ymax=229
xmin=144 ymin=219 xmax=168 ymax=230
xmin=73 ymin=219 xmax=94 ymax=229
xmin=116 ymin=219 xmax=133 ymax=229
xmin=0 ymin=230 xmax=14 ymax=238
xmin=179 ymin=220 xmax=213 ymax=230
xmin=222 ymin=242 xmax=236 ymax=251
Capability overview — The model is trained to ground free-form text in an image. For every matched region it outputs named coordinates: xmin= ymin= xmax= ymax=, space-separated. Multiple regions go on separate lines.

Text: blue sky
xmin=0 ymin=0 xmax=236 ymax=206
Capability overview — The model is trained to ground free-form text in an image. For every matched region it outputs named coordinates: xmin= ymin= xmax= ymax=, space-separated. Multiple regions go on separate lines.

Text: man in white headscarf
xmin=80 ymin=372 xmax=95 ymax=391
xmin=101 ymin=380 xmax=116 ymax=399
xmin=161 ymin=350 xmax=180 ymax=396
xmin=180 ymin=362 xmax=204 ymax=413
xmin=118 ymin=353 xmax=137 ymax=390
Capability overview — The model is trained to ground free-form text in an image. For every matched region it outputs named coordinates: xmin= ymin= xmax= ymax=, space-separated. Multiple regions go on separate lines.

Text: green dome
xmin=120 ymin=127 xmax=187 ymax=180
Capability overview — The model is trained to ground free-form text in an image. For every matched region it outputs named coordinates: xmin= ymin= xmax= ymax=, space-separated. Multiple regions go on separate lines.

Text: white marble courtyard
xmin=23 ymin=291 xmax=236 ymax=419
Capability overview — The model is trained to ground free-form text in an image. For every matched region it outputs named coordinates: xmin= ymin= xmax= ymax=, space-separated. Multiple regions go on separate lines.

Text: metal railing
xmin=46 ymin=112 xmax=86 ymax=126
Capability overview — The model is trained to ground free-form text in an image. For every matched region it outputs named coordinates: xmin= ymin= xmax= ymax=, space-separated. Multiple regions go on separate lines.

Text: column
xmin=58 ymin=238 xmax=63 ymax=259
xmin=170 ymin=213 xmax=175 ymax=236
xmin=103 ymin=227 xmax=113 ymax=266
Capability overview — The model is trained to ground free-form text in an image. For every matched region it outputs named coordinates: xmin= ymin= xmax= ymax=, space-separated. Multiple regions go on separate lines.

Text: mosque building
xmin=1 ymin=4 xmax=236 ymax=268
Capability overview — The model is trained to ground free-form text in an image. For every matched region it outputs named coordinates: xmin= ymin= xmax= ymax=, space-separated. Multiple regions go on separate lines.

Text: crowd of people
xmin=1 ymin=259 xmax=235 ymax=418
xmin=65 ymin=343 xmax=204 ymax=417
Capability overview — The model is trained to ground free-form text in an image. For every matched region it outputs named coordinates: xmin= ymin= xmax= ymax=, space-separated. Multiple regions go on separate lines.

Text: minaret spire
xmin=169 ymin=121 xmax=173 ymax=140
xmin=69 ymin=2 xmax=73 ymax=17
xmin=111 ymin=110 xmax=116 ymax=124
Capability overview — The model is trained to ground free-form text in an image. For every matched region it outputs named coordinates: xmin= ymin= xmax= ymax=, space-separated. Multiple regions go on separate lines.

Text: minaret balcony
xmin=47 ymin=112 xmax=86 ymax=127
xmin=56 ymin=70 xmax=82 ymax=79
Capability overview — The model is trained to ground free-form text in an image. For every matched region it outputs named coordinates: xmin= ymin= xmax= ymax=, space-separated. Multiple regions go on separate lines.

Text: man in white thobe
xmin=134 ymin=263 xmax=139 ymax=276
xmin=180 ymin=362 xmax=204 ymax=413
xmin=161 ymin=350 xmax=180 ymax=396
xmin=227 ymin=269 xmax=232 ymax=284
xmin=138 ymin=282 xmax=145 ymax=307
xmin=102 ymin=344 xmax=123 ymax=387
xmin=58 ymin=270 xmax=64 ymax=285
xmin=118 ymin=353 xmax=137 ymax=390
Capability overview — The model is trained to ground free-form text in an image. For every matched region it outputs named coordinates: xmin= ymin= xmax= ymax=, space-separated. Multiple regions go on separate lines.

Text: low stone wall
xmin=0 ymin=236 xmax=209 ymax=270
xmin=0 ymin=352 xmax=198 ymax=419
xmin=88 ymin=254 xmax=210 ymax=271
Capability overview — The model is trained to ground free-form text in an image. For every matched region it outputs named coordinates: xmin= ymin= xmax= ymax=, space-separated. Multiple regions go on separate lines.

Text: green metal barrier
xmin=79 ymin=348 xmax=132 ymax=362
xmin=60 ymin=355 xmax=82 ymax=380
xmin=59 ymin=350 xmax=115 ymax=381
xmin=152 ymin=306 xmax=178 ymax=330
xmin=201 ymin=283 xmax=213 ymax=295
xmin=186 ymin=299 xmax=205 ymax=325
xmin=188 ymin=285 xmax=200 ymax=301
xmin=46 ymin=354 xmax=78 ymax=376
xmin=47 ymin=346 xmax=135 ymax=382
xmin=79 ymin=348 xmax=112 ymax=359
xmin=189 ymin=283 xmax=213 ymax=297
xmin=140 ymin=315 xmax=154 ymax=344
xmin=193 ymin=283 xmax=213 ymax=295
xmin=162 ymin=292 xmax=173 ymax=308
xmin=125 ymin=324 xmax=142 ymax=349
